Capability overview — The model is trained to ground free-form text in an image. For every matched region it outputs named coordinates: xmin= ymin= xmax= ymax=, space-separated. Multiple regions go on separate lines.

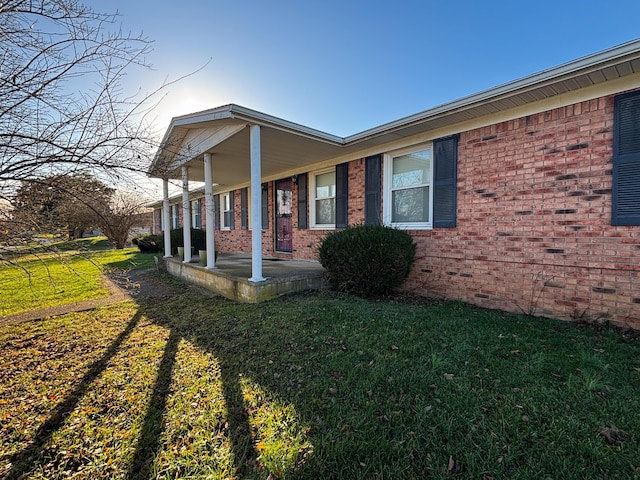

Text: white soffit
xmin=150 ymin=39 xmax=640 ymax=182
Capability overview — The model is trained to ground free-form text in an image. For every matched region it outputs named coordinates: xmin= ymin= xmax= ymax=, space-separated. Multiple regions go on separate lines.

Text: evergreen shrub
xmin=132 ymin=234 xmax=160 ymax=253
xmin=318 ymin=224 xmax=416 ymax=296
xmin=158 ymin=228 xmax=207 ymax=255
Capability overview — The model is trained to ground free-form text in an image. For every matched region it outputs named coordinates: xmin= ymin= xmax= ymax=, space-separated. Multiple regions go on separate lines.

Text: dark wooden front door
xmin=275 ymin=178 xmax=293 ymax=252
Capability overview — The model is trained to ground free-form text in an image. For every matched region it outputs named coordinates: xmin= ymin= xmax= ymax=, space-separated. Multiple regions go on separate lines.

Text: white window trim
xmin=309 ymin=167 xmax=336 ymax=230
xmin=171 ymin=204 xmax=180 ymax=229
xmin=220 ymin=192 xmax=232 ymax=230
xmin=191 ymin=199 xmax=202 ymax=229
xmin=383 ymin=144 xmax=433 ymax=230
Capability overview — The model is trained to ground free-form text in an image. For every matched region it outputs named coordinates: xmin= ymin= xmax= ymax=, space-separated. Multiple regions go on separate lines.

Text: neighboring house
xmin=149 ymin=40 xmax=640 ymax=329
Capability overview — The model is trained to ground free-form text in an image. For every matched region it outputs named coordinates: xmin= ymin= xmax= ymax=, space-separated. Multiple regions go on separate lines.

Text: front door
xmin=275 ymin=178 xmax=293 ymax=252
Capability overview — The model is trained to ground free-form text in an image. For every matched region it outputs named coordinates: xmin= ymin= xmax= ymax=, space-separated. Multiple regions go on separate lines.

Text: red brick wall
xmin=155 ymin=90 xmax=640 ymax=329
xmin=291 ymin=159 xmax=368 ymax=260
xmin=405 ymin=91 xmax=640 ymax=329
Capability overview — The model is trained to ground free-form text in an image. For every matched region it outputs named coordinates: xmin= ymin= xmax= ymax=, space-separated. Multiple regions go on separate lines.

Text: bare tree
xmin=0 ymin=0 xmax=162 ymax=252
xmin=95 ymin=191 xmax=150 ymax=249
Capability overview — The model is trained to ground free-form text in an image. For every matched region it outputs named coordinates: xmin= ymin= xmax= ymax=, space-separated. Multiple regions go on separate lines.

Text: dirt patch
xmin=0 ymin=268 xmax=189 ymax=328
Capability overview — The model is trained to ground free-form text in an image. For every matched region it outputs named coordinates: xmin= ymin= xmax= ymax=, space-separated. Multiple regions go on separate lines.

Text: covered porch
xmin=149 ymin=105 xmax=353 ymax=294
xmin=163 ymin=252 xmax=325 ymax=303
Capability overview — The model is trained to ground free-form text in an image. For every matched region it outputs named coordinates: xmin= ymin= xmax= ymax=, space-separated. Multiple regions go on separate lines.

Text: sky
xmin=86 ymin=0 xmax=640 ymax=139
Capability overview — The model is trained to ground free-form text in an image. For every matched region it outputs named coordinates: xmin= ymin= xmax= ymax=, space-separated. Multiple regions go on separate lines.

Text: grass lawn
xmin=1 ymin=279 xmax=639 ymax=479
xmin=0 ymin=237 xmax=158 ymax=316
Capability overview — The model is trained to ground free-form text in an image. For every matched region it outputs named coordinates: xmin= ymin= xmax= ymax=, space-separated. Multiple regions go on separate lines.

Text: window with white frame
xmin=171 ymin=204 xmax=180 ymax=229
xmin=191 ymin=199 xmax=202 ymax=229
xmin=384 ymin=146 xmax=432 ymax=228
xmin=309 ymin=169 xmax=336 ymax=228
xmin=221 ymin=192 xmax=232 ymax=229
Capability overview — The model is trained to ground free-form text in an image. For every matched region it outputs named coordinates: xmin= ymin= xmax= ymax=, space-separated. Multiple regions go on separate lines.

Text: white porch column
xmin=203 ymin=153 xmax=216 ymax=269
xmin=249 ymin=124 xmax=265 ymax=282
xmin=162 ymin=179 xmax=171 ymax=258
xmin=182 ymin=166 xmax=192 ymax=262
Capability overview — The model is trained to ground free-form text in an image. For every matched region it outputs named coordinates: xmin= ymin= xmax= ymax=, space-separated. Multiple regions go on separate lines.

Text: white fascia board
xmin=227 ymin=105 xmax=345 ymax=145
xmin=344 ymin=39 xmax=640 ymax=144
xmin=171 ymin=104 xmax=236 ymax=126
xmin=151 ymin=105 xmax=345 ymax=176
xmin=169 ymin=104 xmax=345 ymax=144
xmin=149 ymin=39 xmax=640 ymax=176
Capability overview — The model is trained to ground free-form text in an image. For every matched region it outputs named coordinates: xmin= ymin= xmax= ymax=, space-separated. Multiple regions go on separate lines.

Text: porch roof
xmin=149 ymin=39 xmax=640 ymax=186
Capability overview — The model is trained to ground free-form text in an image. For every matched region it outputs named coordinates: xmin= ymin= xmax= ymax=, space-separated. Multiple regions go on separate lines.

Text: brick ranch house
xmin=149 ymin=40 xmax=640 ymax=329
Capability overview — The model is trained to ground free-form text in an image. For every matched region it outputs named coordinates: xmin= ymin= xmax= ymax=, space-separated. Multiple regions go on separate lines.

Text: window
xmin=191 ymin=199 xmax=202 ymax=229
xmin=384 ymin=147 xmax=432 ymax=228
xmin=220 ymin=192 xmax=234 ymax=229
xmin=310 ymin=169 xmax=336 ymax=228
xmin=171 ymin=204 xmax=179 ymax=229
xmin=383 ymin=136 xmax=458 ymax=229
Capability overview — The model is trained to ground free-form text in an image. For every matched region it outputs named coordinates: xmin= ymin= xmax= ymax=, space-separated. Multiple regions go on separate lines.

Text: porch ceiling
xmin=173 ymin=121 xmax=349 ymax=187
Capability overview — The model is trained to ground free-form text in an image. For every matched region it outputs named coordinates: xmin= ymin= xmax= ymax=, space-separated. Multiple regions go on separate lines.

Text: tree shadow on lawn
xmin=12 ymin=282 xmax=634 ymax=479
xmin=5 ymin=295 xmax=264 ymax=480
xmin=124 ymin=322 xmax=259 ymax=479
xmin=6 ymin=312 xmax=143 ymax=480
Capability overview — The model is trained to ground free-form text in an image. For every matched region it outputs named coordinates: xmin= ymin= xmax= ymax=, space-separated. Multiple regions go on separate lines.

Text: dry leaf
xmin=597 ymin=425 xmax=630 ymax=445
xmin=447 ymin=455 xmax=461 ymax=473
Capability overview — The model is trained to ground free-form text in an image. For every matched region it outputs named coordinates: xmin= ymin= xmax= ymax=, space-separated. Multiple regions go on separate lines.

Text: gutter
xmin=344 ymin=39 xmax=640 ymax=144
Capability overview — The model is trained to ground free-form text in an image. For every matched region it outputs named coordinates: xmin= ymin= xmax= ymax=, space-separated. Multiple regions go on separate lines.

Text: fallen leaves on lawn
xmin=447 ymin=455 xmax=462 ymax=474
xmin=597 ymin=425 xmax=630 ymax=445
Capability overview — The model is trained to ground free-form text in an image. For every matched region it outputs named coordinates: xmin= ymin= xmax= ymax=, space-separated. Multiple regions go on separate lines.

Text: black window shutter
xmin=365 ymin=155 xmax=381 ymax=225
xmin=335 ymin=162 xmax=349 ymax=228
xmin=613 ymin=90 xmax=640 ymax=226
xmin=297 ymin=173 xmax=308 ymax=229
xmin=433 ymin=134 xmax=459 ymax=228
xmin=213 ymin=194 xmax=220 ymax=230
xmin=261 ymin=183 xmax=269 ymax=230
xmin=240 ymin=188 xmax=248 ymax=230
xmin=229 ymin=190 xmax=235 ymax=230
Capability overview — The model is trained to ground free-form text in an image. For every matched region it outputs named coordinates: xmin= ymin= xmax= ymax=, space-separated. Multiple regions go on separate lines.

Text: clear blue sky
xmin=90 ymin=0 xmax=640 ymax=137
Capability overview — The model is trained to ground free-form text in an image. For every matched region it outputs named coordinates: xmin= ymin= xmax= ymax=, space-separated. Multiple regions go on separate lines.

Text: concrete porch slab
xmin=164 ymin=253 xmax=325 ymax=302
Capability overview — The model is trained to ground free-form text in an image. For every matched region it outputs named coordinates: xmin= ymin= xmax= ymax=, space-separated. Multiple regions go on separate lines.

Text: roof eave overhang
xmin=344 ymin=39 xmax=640 ymax=145
xmin=149 ymin=39 xmax=640 ymax=180
xmin=148 ymin=105 xmax=346 ymax=178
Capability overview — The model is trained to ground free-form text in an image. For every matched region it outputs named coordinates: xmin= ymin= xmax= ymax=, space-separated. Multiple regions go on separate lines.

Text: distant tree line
xmin=0 ymin=1 xmax=172 ymax=254
xmin=10 ymin=173 xmax=149 ymax=249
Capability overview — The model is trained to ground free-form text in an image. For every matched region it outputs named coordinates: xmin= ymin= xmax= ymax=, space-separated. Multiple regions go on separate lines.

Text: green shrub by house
xmin=132 ymin=234 xmax=161 ymax=253
xmin=158 ymin=228 xmax=206 ymax=255
xmin=318 ymin=224 xmax=416 ymax=296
